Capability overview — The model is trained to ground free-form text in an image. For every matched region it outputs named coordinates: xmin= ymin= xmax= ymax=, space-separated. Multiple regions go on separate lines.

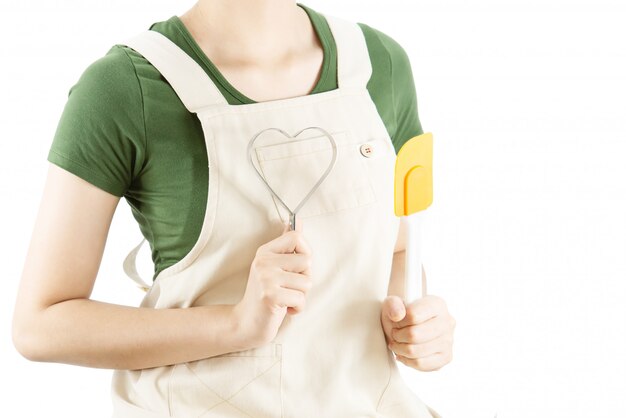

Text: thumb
xmin=382 ymin=295 xmax=406 ymax=323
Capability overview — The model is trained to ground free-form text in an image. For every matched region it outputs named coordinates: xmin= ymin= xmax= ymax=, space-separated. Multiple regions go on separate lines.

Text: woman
xmin=12 ymin=1 xmax=455 ymax=417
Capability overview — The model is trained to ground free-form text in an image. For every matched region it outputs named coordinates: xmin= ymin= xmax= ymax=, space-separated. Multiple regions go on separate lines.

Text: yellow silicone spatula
xmin=394 ymin=132 xmax=434 ymax=303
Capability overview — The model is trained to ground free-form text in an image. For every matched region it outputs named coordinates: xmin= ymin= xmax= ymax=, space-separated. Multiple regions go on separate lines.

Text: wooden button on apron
xmin=360 ymin=142 xmax=375 ymax=157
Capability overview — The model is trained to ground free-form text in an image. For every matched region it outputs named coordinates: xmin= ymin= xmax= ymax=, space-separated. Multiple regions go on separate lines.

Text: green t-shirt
xmin=47 ymin=2 xmax=424 ymax=282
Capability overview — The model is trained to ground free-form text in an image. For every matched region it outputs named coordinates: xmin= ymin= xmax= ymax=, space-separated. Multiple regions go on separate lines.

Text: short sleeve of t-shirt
xmin=382 ymin=37 xmax=424 ymax=150
xmin=372 ymin=27 xmax=425 ymax=152
xmin=47 ymin=45 xmax=146 ymax=197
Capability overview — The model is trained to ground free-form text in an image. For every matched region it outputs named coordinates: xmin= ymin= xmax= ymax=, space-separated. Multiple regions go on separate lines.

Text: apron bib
xmin=113 ymin=12 xmax=441 ymax=418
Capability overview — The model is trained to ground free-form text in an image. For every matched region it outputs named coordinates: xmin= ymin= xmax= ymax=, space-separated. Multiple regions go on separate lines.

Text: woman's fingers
xmin=391 ymin=315 xmax=446 ymax=344
xmin=263 ymin=286 xmax=307 ymax=314
xmin=388 ymin=333 xmax=448 ymax=359
xmin=277 ymin=270 xmax=313 ymax=293
xmin=396 ymin=351 xmax=452 ymax=372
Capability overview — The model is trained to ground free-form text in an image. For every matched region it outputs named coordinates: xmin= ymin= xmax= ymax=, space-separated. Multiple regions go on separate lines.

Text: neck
xmin=181 ymin=0 xmax=308 ymax=63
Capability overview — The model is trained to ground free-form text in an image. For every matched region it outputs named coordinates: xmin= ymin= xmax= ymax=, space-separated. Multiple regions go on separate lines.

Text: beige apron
xmin=113 ymin=12 xmax=441 ymax=418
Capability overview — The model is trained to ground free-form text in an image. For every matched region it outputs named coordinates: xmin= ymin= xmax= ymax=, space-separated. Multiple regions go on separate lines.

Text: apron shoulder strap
xmin=322 ymin=13 xmax=373 ymax=90
xmin=119 ymin=30 xmax=227 ymax=113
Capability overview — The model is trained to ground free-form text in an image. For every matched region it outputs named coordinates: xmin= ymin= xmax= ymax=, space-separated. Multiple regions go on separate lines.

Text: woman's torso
xmin=46 ymin=2 xmax=424 ymax=282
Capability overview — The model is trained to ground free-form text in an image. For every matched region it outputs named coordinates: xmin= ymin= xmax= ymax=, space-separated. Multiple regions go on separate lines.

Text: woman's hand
xmin=233 ymin=219 xmax=314 ymax=349
xmin=380 ymin=294 xmax=456 ymax=371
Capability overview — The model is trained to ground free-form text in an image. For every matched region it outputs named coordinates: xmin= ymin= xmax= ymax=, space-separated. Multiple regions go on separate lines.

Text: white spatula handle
xmin=404 ymin=212 xmax=425 ymax=303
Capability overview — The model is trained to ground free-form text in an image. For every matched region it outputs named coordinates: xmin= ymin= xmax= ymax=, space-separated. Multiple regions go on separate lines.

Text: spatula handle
xmin=404 ymin=212 xmax=426 ymax=303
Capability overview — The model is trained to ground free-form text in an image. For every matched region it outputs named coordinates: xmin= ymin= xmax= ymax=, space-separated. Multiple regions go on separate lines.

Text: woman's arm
xmin=11 ymin=163 xmax=250 ymax=371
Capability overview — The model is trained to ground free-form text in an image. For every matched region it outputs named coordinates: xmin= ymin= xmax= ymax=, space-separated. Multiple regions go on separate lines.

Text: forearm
xmin=19 ymin=298 xmax=248 ymax=370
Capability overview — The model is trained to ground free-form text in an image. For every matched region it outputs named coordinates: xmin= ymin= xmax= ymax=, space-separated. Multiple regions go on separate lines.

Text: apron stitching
xmin=188 ymin=362 xmax=227 ymax=392
xmin=197 ymin=402 xmax=255 ymax=418
xmin=254 ymin=130 xmax=372 ymax=223
xmin=222 ymin=357 xmax=281 ymax=401
xmin=179 ymin=359 xmax=281 ymax=417
xmin=179 ymin=363 xmax=229 ymax=406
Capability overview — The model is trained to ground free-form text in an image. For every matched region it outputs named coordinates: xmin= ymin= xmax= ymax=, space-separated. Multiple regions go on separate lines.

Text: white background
xmin=1 ymin=1 xmax=625 ymax=417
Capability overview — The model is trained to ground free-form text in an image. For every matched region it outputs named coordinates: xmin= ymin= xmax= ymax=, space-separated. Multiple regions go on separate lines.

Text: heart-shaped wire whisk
xmin=247 ymin=126 xmax=338 ymax=230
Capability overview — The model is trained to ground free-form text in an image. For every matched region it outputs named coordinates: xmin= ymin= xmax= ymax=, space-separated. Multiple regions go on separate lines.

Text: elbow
xmin=12 ymin=312 xmax=47 ymax=363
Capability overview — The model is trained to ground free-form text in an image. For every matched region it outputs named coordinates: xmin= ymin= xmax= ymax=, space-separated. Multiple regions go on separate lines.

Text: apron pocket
xmin=254 ymin=130 xmax=378 ymax=219
xmin=168 ymin=342 xmax=283 ymax=418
